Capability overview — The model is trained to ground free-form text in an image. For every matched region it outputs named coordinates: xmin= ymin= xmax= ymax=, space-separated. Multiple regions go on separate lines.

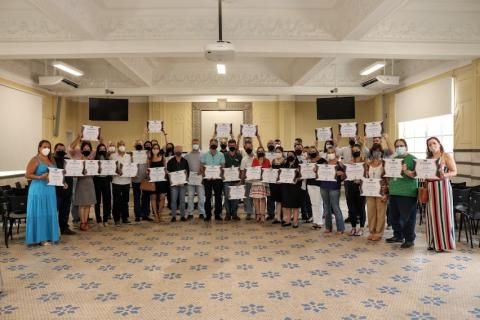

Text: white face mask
xmin=396 ymin=146 xmax=406 ymax=156
xmin=118 ymin=145 xmax=126 ymax=152
xmin=192 ymin=144 xmax=199 ymax=151
xmin=327 ymin=153 xmax=336 ymax=161
xmin=41 ymin=148 xmax=50 ymax=157
xmin=429 ymin=145 xmax=440 ymax=153
xmin=108 ymin=146 xmax=116 ymax=153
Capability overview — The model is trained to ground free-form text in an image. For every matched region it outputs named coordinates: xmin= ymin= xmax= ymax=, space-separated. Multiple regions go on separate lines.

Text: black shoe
xmin=282 ymin=222 xmax=292 ymax=227
xmin=245 ymin=215 xmax=252 ymax=221
xmin=114 ymin=221 xmax=121 ymax=227
xmin=180 ymin=216 xmax=187 ymax=222
xmin=266 ymin=215 xmax=274 ymax=221
xmin=224 ymin=216 xmax=231 ymax=221
xmin=215 ymin=216 xmax=223 ymax=221
xmin=427 ymin=247 xmax=434 ymax=251
xmin=292 ymin=224 xmax=299 ymax=228
xmin=204 ymin=216 xmax=211 ymax=222
xmin=232 ymin=216 xmax=241 ymax=221
xmin=61 ymin=229 xmax=76 ymax=235
xmin=122 ymin=220 xmax=131 ymax=224
xmin=142 ymin=217 xmax=154 ymax=221
xmin=135 ymin=217 xmax=141 ymax=222
xmin=187 ymin=215 xmax=194 ymax=220
xmin=171 ymin=217 xmax=176 ymax=222
xmin=401 ymin=242 xmax=414 ymax=249
xmin=386 ymin=237 xmax=403 ymax=243
xmin=272 ymin=219 xmax=281 ymax=225
xmin=199 ymin=215 xmax=206 ymax=220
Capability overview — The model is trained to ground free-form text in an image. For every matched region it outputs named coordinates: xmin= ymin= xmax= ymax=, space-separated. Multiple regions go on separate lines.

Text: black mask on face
xmin=98 ymin=150 xmax=107 ymax=157
xmin=267 ymin=145 xmax=275 ymax=152
xmin=144 ymin=146 xmax=151 ymax=151
xmin=210 ymin=144 xmax=218 ymax=150
xmin=294 ymin=149 xmax=302 ymax=156
xmin=352 ymin=151 xmax=361 ymax=158
xmin=55 ymin=150 xmax=66 ymax=158
xmin=159 ymin=149 xmax=165 ymax=155
xmin=257 ymin=152 xmax=265 ymax=158
xmin=174 ymin=151 xmax=182 ymax=157
xmin=245 ymin=148 xmax=252 ymax=154
xmin=166 ymin=146 xmax=174 ymax=152
xmin=349 ymin=140 xmax=355 ymax=147
xmin=135 ymin=145 xmax=142 ymax=151
xmin=309 ymin=152 xmax=318 ymax=158
xmin=82 ymin=150 xmax=91 ymax=157
xmin=229 ymin=146 xmax=236 ymax=152
xmin=287 ymin=156 xmax=295 ymax=162
xmin=220 ymin=144 xmax=227 ymax=149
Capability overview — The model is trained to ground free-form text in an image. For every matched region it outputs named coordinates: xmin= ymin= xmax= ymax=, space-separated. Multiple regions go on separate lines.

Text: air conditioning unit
xmin=38 ymin=76 xmax=79 ymax=91
xmin=361 ymin=75 xmax=399 ymax=90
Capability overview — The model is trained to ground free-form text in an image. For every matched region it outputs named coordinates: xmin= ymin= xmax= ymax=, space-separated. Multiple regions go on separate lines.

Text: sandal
xmin=349 ymin=228 xmax=357 ymax=236
xmin=312 ymin=224 xmax=322 ymax=229
xmin=355 ymin=228 xmax=364 ymax=236
xmin=335 ymin=231 xmax=344 ymax=235
xmin=324 ymin=229 xmax=332 ymax=234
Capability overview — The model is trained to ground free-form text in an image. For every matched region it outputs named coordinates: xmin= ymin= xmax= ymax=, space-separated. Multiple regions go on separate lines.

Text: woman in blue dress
xmin=25 ymin=140 xmax=60 ymax=246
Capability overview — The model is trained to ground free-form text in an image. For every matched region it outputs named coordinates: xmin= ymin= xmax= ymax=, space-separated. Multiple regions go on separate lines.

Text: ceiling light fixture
xmin=359 ymin=61 xmax=385 ymax=76
xmin=217 ymin=63 xmax=226 ymax=75
xmin=52 ymin=61 xmax=84 ymax=77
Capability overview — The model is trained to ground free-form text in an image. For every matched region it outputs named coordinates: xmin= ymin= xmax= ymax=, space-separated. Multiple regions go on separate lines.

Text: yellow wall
xmin=148 ymin=101 xmax=192 ymax=149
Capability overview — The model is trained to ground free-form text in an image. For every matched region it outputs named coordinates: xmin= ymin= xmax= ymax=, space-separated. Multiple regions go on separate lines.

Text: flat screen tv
xmin=316 ymin=96 xmax=355 ymax=120
xmin=89 ymin=98 xmax=128 ymax=121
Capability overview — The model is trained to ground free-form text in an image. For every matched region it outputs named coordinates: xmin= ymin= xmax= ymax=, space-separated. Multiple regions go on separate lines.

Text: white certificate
xmin=315 ymin=127 xmax=333 ymax=141
xmin=361 ymin=178 xmax=382 ymax=197
xmin=84 ymin=160 xmax=100 ymax=176
xmin=147 ymin=120 xmax=163 ymax=133
xmin=148 ymin=167 xmax=166 ymax=182
xmin=345 ymin=163 xmax=365 ymax=181
xmin=229 ymin=185 xmax=246 ymax=200
xmin=204 ymin=165 xmax=221 ymax=179
xmin=99 ymin=160 xmax=117 ymax=176
xmin=81 ymin=125 xmax=101 ymax=141
xmin=316 ymin=164 xmax=337 ymax=182
xmin=261 ymin=168 xmax=279 ymax=183
xmin=188 ymin=172 xmax=203 ymax=185
xmin=279 ymin=168 xmax=296 ymax=184
xmin=223 ymin=167 xmax=240 ymax=182
xmin=64 ymin=160 xmax=84 ymax=177
xmin=47 ymin=168 xmax=65 ymax=186
xmin=364 ymin=121 xmax=383 ymax=138
xmin=132 ymin=150 xmax=148 ymax=164
xmin=169 ymin=170 xmax=187 ymax=186
xmin=383 ymin=159 xmax=403 ymax=178
xmin=414 ymin=159 xmax=439 ymax=179
xmin=300 ymin=163 xmax=317 ymax=180
xmin=240 ymin=124 xmax=258 ymax=138
xmin=339 ymin=122 xmax=358 ymax=138
xmin=120 ymin=163 xmax=138 ymax=178
xmin=246 ymin=166 xmax=262 ymax=181
xmin=215 ymin=123 xmax=232 ymax=138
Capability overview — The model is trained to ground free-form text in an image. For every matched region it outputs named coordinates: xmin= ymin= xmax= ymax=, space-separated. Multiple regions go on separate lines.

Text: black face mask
xmin=220 ymin=144 xmax=227 ymax=149
xmin=55 ymin=150 xmax=66 ymax=158
xmin=309 ymin=152 xmax=318 ymax=158
xmin=135 ymin=145 xmax=142 ymax=151
xmin=159 ymin=149 xmax=165 ymax=155
xmin=144 ymin=146 xmax=151 ymax=151
xmin=166 ymin=147 xmax=174 ymax=152
xmin=244 ymin=148 xmax=252 ymax=154
xmin=287 ymin=156 xmax=295 ymax=162
xmin=267 ymin=145 xmax=275 ymax=152
xmin=349 ymin=140 xmax=356 ymax=147
xmin=98 ymin=150 xmax=107 ymax=157
xmin=352 ymin=151 xmax=361 ymax=158
xmin=210 ymin=144 xmax=218 ymax=150
xmin=82 ymin=150 xmax=91 ymax=157
xmin=294 ymin=149 xmax=302 ymax=156
xmin=174 ymin=151 xmax=182 ymax=157
xmin=257 ymin=152 xmax=265 ymax=158
xmin=228 ymin=146 xmax=236 ymax=152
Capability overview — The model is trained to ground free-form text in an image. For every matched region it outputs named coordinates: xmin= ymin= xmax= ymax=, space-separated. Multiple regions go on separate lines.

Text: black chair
xmin=454 ymin=187 xmax=472 ymax=247
xmin=5 ymin=195 xmax=27 ymax=248
xmin=0 ymin=196 xmax=8 ymax=246
xmin=469 ymin=191 xmax=480 ymax=247
xmin=15 ymin=182 xmax=22 ymax=190
xmin=451 ymin=181 xmax=467 ymax=189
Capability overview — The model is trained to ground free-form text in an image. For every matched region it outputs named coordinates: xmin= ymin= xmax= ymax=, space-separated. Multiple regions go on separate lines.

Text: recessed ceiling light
xmin=359 ymin=61 xmax=385 ymax=76
xmin=217 ymin=63 xmax=226 ymax=75
xmin=52 ymin=61 xmax=84 ymax=77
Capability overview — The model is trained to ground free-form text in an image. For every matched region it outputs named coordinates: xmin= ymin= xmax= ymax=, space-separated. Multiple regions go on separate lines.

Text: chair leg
xmin=458 ymin=214 xmax=464 ymax=241
xmin=468 ymin=218 xmax=474 ymax=249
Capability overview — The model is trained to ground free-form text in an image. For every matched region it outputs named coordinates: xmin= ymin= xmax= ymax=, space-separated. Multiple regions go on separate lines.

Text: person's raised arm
xmin=256 ymin=133 xmax=264 ymax=149
xmin=162 ymin=128 xmax=169 ymax=144
xmin=70 ymin=132 xmax=82 ymax=150
xmin=383 ymin=133 xmax=395 ymax=156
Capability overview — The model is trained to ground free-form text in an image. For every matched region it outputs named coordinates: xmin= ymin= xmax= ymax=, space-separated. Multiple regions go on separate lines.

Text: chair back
xmin=8 ymin=195 xmax=27 ymax=213
xmin=451 ymin=181 xmax=467 ymax=189
xmin=0 ymin=196 xmax=8 ymax=215
xmin=452 ymin=187 xmax=471 ymax=206
xmin=470 ymin=191 xmax=480 ymax=219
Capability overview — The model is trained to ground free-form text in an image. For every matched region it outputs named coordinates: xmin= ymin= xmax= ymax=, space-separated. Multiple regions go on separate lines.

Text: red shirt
xmin=252 ymin=158 xmax=271 ymax=169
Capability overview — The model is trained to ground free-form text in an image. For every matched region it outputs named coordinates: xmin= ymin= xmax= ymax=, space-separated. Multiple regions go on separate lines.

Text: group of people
xmin=24 ymin=127 xmax=457 ymax=253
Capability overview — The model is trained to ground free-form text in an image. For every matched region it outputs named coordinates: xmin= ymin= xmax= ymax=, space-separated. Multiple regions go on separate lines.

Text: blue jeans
xmin=320 ymin=188 xmax=345 ymax=232
xmin=171 ymin=185 xmax=186 ymax=217
xmin=132 ymin=182 xmax=150 ymax=219
xmin=187 ymin=184 xmax=205 ymax=216
xmin=244 ymin=182 xmax=254 ymax=215
xmin=223 ymin=181 xmax=239 ymax=218
xmin=389 ymin=195 xmax=418 ymax=242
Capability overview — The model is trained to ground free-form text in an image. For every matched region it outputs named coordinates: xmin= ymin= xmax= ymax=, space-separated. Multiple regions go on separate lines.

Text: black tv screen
xmin=316 ymin=97 xmax=355 ymax=120
xmin=89 ymin=98 xmax=128 ymax=121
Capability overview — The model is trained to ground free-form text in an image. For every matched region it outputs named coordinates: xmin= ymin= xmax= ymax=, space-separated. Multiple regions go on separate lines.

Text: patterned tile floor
xmin=1 ymin=209 xmax=479 ymax=320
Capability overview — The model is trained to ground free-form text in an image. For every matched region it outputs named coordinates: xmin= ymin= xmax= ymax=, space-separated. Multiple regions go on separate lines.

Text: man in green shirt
xmin=201 ymin=139 xmax=225 ymax=221
xmin=223 ymin=139 xmax=243 ymax=221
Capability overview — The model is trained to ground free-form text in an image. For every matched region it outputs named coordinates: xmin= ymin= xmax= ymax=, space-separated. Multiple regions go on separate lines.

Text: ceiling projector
xmin=204 ymin=41 xmax=235 ymax=62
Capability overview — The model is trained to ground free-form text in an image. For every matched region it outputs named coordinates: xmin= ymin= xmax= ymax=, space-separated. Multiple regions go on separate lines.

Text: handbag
xmin=418 ymin=186 xmax=428 ymax=204
xmin=140 ymin=179 xmax=155 ymax=192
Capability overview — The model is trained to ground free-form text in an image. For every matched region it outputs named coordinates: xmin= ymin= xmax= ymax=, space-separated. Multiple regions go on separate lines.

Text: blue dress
xmin=25 ymin=157 xmax=60 ymax=245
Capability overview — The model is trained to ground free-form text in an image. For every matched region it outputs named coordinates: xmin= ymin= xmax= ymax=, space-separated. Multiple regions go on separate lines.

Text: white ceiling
xmin=0 ymin=0 xmax=478 ymax=97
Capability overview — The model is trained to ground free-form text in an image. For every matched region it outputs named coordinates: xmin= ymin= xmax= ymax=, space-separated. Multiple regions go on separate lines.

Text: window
xmin=398 ymin=114 xmax=453 ymax=159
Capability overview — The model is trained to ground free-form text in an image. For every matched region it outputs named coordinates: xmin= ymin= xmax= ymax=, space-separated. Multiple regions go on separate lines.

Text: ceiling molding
xmin=105 ymin=58 xmax=153 ymax=87
xmin=290 ymin=58 xmax=336 ymax=86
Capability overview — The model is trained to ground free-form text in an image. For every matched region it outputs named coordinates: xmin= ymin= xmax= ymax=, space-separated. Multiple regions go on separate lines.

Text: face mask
xmin=229 ymin=146 xmax=236 ymax=152
xmin=309 ymin=152 xmax=318 ymax=158
xmin=220 ymin=144 xmax=227 ymax=149
xmin=144 ymin=146 xmax=151 ymax=151
xmin=82 ymin=150 xmax=91 ymax=157
xmin=135 ymin=145 xmax=142 ymax=151
xmin=41 ymin=148 xmax=50 ymax=157
xmin=294 ymin=149 xmax=302 ymax=156
xmin=352 ymin=151 xmax=361 ymax=158
xmin=55 ymin=150 xmax=66 ymax=158
xmin=108 ymin=146 xmax=116 ymax=153
xmin=429 ymin=145 xmax=440 ymax=153
xmin=245 ymin=148 xmax=252 ymax=154
xmin=210 ymin=144 xmax=218 ymax=150
xmin=372 ymin=151 xmax=382 ymax=159
xmin=396 ymin=146 xmax=406 ymax=156
xmin=152 ymin=149 xmax=160 ymax=155
xmin=287 ymin=156 xmax=295 ymax=162
xmin=98 ymin=150 xmax=107 ymax=157
xmin=159 ymin=149 xmax=165 ymax=155
xmin=257 ymin=152 xmax=265 ymax=158
xmin=192 ymin=144 xmax=199 ymax=151
xmin=267 ymin=145 xmax=275 ymax=152
xmin=327 ymin=153 xmax=336 ymax=161
xmin=166 ymin=146 xmax=174 ymax=152
xmin=275 ymin=144 xmax=281 ymax=149
xmin=174 ymin=151 xmax=182 ymax=157
xmin=349 ymin=140 xmax=355 ymax=147
xmin=325 ymin=144 xmax=333 ymax=150
xmin=118 ymin=145 xmax=126 ymax=153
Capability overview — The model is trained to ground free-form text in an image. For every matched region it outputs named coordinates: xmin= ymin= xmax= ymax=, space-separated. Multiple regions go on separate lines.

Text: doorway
xmin=200 ymin=110 xmax=244 ymax=151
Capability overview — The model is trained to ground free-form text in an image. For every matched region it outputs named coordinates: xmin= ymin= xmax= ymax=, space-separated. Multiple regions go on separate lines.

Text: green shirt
xmin=201 ymin=150 xmax=225 ymax=166
xmin=388 ymin=153 xmax=418 ymax=198
xmin=224 ymin=151 xmax=242 ymax=168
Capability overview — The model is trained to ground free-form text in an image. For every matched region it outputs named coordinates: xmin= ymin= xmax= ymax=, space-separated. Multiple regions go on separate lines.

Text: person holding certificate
xmin=223 ymin=139 xmax=243 ymax=221
xmin=110 ymin=141 xmax=133 ymax=226
xmin=93 ymin=143 xmax=112 ymax=226
xmin=201 ymin=139 xmax=226 ymax=222
xmin=148 ymin=143 xmax=168 ymax=223
xmin=344 ymin=143 xmax=367 ymax=236
xmin=239 ymin=139 xmax=256 ymax=220
xmin=53 ymin=143 xmax=75 ymax=235
xmin=166 ymin=146 xmax=190 ymax=222
xmin=386 ymin=139 xmax=418 ymax=248
xmin=364 ymin=144 xmax=388 ymax=241
xmin=249 ymin=147 xmax=271 ymax=223
xmin=319 ymin=147 xmax=346 ymax=235
xmin=184 ymin=139 xmax=206 ymax=220
xmin=270 ymin=146 xmax=285 ymax=224
xmin=306 ymin=147 xmax=327 ymax=230
xmin=69 ymin=139 xmax=97 ymax=232
xmin=281 ymin=151 xmax=302 ymax=228
xmin=424 ymin=137 xmax=457 ymax=252
xmin=131 ymin=140 xmax=153 ymax=223
xmin=25 ymin=140 xmax=60 ymax=246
